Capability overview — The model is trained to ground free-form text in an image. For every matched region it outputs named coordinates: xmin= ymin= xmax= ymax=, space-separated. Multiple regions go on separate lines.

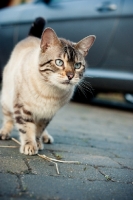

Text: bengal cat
xmin=0 ymin=19 xmax=96 ymax=155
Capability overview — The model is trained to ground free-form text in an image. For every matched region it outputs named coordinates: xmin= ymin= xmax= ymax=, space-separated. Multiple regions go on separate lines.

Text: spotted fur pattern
xmin=0 ymin=27 xmax=95 ymax=155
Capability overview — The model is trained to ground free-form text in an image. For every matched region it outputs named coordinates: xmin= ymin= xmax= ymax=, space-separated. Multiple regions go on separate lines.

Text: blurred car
xmin=0 ymin=0 xmax=133 ymax=102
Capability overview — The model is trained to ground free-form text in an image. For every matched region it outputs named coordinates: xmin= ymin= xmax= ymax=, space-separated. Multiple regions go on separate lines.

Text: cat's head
xmin=39 ymin=28 xmax=96 ymax=90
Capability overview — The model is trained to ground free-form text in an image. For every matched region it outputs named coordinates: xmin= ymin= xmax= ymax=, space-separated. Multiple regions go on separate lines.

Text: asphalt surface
xmin=0 ymin=101 xmax=133 ymax=200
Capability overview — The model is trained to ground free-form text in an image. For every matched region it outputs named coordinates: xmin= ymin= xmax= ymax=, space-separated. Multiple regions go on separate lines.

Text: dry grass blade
xmin=48 ymin=157 xmax=79 ymax=164
xmin=37 ymin=153 xmax=52 ymax=162
xmin=0 ymin=137 xmax=20 ymax=148
xmin=0 ymin=146 xmax=18 ymax=148
xmin=12 ymin=138 xmax=21 ymax=145
xmin=38 ymin=154 xmax=60 ymax=174
xmin=55 ymin=163 xmax=59 ymax=174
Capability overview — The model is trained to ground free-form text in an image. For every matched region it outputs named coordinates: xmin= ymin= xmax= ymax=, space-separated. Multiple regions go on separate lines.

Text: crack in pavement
xmin=16 ymin=174 xmax=27 ymax=193
xmin=23 ymin=158 xmax=37 ymax=175
xmin=112 ymin=160 xmax=133 ymax=171
xmin=95 ymin=167 xmax=133 ymax=185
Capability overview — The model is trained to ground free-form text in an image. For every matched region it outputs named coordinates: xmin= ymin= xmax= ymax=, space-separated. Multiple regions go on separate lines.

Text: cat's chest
xmin=31 ymin=94 xmax=70 ymax=119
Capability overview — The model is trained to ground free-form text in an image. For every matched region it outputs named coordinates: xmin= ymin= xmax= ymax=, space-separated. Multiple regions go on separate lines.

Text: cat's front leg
xmin=14 ymin=105 xmax=38 ymax=155
xmin=36 ymin=119 xmax=54 ymax=150
xmin=35 ymin=120 xmax=44 ymax=151
xmin=0 ymin=106 xmax=14 ymax=140
xmin=19 ymin=123 xmax=38 ymax=155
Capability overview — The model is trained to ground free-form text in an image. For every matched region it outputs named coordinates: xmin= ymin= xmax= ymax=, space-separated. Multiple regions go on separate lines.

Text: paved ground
xmin=0 ymin=101 xmax=133 ymax=200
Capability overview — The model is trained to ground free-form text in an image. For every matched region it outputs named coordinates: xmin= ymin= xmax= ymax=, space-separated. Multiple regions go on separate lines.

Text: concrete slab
xmin=0 ymin=102 xmax=133 ymax=200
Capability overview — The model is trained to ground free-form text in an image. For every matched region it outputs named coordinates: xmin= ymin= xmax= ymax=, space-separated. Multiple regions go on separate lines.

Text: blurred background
xmin=0 ymin=0 xmax=133 ymax=109
xmin=0 ymin=0 xmax=31 ymax=8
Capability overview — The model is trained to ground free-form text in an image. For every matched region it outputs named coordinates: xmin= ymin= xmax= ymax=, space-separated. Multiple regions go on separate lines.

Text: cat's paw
xmin=20 ymin=142 xmax=38 ymax=155
xmin=0 ymin=129 xmax=10 ymax=140
xmin=42 ymin=130 xmax=54 ymax=144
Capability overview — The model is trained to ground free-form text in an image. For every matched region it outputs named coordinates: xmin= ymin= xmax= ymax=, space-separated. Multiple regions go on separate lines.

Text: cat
xmin=0 ymin=18 xmax=96 ymax=155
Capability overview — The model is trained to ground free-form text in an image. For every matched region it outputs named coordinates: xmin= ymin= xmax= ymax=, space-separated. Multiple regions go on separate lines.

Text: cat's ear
xmin=40 ymin=28 xmax=60 ymax=52
xmin=76 ymin=35 xmax=96 ymax=56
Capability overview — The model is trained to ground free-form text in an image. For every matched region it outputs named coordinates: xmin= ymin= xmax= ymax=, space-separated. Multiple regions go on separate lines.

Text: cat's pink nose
xmin=66 ymin=72 xmax=74 ymax=80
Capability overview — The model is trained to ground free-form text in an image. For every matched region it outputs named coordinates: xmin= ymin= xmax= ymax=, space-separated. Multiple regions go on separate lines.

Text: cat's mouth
xmin=61 ymin=80 xmax=70 ymax=85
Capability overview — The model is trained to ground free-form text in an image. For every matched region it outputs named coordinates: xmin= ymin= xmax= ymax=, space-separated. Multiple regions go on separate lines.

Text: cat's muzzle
xmin=62 ymin=80 xmax=70 ymax=84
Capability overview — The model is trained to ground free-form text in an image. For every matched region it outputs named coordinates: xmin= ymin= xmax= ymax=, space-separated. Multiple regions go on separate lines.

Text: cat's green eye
xmin=74 ymin=62 xmax=81 ymax=69
xmin=55 ymin=59 xmax=64 ymax=66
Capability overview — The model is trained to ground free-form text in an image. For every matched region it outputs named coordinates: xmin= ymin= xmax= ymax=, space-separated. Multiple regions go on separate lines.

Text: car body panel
xmin=85 ymin=0 xmax=133 ymax=93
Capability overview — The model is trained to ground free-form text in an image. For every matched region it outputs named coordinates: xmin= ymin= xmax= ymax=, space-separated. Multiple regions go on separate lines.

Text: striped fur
xmin=0 ymin=27 xmax=96 ymax=155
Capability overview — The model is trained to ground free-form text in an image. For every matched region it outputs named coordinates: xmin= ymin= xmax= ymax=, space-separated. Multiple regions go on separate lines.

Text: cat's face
xmin=39 ymin=28 xmax=96 ymax=90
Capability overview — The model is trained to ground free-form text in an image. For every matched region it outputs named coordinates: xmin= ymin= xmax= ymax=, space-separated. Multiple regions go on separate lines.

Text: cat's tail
xmin=28 ymin=17 xmax=45 ymax=38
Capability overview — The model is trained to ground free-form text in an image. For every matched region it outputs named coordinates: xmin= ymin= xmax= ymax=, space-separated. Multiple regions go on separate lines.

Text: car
xmin=0 ymin=0 xmax=133 ymax=102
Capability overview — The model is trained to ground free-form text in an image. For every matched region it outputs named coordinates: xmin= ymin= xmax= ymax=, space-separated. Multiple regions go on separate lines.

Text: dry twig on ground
xmin=0 ymin=137 xmax=79 ymax=175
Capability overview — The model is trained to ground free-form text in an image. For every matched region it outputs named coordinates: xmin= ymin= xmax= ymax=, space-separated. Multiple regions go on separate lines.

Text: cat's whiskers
xmin=76 ymin=83 xmax=88 ymax=99
xmin=79 ymin=81 xmax=94 ymax=97
xmin=84 ymin=75 xmax=94 ymax=78
xmin=75 ymin=79 xmax=94 ymax=99
xmin=80 ymin=78 xmax=93 ymax=89
xmin=80 ymin=82 xmax=92 ymax=92
xmin=82 ymin=79 xmax=93 ymax=87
